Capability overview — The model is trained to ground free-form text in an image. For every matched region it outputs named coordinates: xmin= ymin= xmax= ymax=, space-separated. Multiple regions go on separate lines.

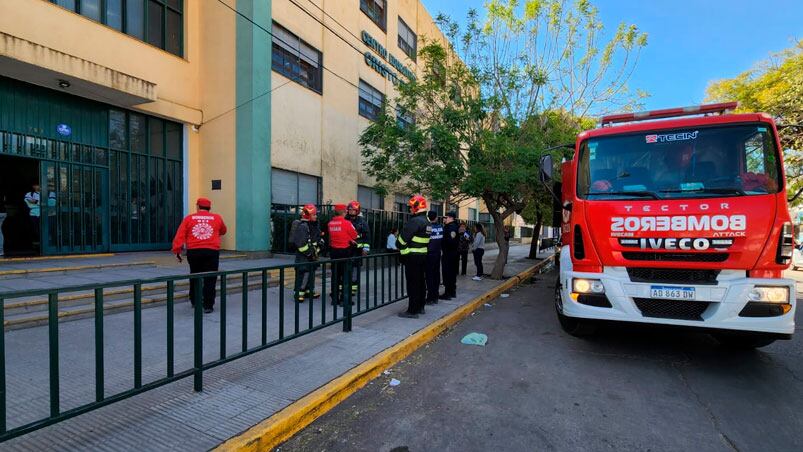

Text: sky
xmin=421 ymin=0 xmax=802 ymax=111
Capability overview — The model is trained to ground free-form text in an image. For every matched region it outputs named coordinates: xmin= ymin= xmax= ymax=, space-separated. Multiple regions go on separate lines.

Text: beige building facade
xmin=0 ymin=0 xmax=484 ymax=256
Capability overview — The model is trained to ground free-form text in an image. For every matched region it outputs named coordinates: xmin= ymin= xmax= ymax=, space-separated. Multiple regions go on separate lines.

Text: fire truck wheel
xmin=713 ymin=332 xmax=776 ymax=349
xmin=555 ymin=279 xmax=597 ymax=336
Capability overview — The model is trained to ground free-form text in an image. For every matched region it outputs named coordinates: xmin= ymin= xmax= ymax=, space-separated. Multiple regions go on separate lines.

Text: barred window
xmin=396 ymin=105 xmax=415 ymax=129
xmin=398 ymin=17 xmax=417 ymax=61
xmin=51 ymin=0 xmax=183 ymax=57
xmin=272 ymin=22 xmax=323 ymax=94
xmin=358 ymin=80 xmax=385 ymax=121
xmin=360 ymin=0 xmax=386 ymax=31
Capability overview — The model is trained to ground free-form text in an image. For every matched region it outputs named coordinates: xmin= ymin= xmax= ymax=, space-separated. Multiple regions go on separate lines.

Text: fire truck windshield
xmin=577 ymin=123 xmax=781 ymax=200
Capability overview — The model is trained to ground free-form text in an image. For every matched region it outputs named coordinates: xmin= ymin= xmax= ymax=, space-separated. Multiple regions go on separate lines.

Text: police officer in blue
xmin=425 ymin=211 xmax=444 ymax=305
xmin=440 ymin=211 xmax=460 ymax=300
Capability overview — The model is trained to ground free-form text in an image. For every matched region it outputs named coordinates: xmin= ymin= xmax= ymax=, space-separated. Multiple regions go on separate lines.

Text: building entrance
xmin=0 ymin=154 xmax=40 ymax=256
xmin=0 ymin=76 xmax=184 ymax=256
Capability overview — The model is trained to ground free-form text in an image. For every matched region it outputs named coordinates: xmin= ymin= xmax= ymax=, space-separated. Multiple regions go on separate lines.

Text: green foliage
xmin=706 ymin=40 xmax=803 ymax=204
xmin=360 ymin=0 xmax=646 ymax=276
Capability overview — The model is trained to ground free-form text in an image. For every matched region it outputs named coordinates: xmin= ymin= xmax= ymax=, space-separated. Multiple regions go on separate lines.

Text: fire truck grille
xmin=626 ymin=268 xmax=720 ymax=285
xmin=633 ymin=298 xmax=710 ymax=321
xmin=622 ymin=252 xmax=729 ymax=263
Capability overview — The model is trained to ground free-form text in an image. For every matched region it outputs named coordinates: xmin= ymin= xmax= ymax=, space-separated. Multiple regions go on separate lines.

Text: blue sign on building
xmin=56 ymin=123 xmax=72 ymax=137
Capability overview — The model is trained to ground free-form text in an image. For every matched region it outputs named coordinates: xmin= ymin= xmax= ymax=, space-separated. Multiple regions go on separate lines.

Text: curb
xmin=216 ymin=255 xmax=555 ymax=452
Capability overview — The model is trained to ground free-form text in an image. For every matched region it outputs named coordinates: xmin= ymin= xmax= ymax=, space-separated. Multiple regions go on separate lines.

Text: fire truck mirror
xmin=551 ymin=182 xmax=564 ymax=228
xmin=539 ymin=154 xmax=553 ymax=183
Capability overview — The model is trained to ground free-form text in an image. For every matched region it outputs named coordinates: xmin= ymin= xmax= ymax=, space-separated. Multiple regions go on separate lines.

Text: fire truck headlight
xmin=748 ymin=286 xmax=789 ymax=303
xmin=573 ymin=279 xmax=605 ymax=294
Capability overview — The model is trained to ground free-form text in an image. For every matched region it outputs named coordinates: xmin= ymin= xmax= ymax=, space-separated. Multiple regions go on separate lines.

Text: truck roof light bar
xmin=600 ymin=102 xmax=739 ymax=126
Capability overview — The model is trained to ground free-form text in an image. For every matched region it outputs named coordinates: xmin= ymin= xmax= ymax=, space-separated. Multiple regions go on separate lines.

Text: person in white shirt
xmin=24 ymin=184 xmax=41 ymax=241
xmin=386 ymin=227 xmax=398 ymax=251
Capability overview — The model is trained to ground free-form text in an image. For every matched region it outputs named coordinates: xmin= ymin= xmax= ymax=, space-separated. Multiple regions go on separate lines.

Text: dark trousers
xmin=460 ymin=251 xmax=469 ymax=275
xmin=425 ymin=253 xmax=441 ymax=302
xmin=293 ymin=254 xmax=317 ymax=299
xmin=187 ymin=248 xmax=220 ymax=309
xmin=473 ymin=248 xmax=485 ymax=277
xmin=350 ymin=250 xmax=362 ymax=292
xmin=404 ymin=254 xmax=427 ymax=314
xmin=330 ymin=248 xmax=352 ymax=304
xmin=442 ymin=251 xmax=458 ymax=297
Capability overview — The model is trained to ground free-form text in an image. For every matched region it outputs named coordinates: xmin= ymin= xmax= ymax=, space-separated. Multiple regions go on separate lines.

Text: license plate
xmin=650 ymin=285 xmax=696 ymax=301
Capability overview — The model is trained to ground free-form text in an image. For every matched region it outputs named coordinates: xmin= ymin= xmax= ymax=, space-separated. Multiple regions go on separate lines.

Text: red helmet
xmin=408 ymin=195 xmax=427 ymax=214
xmin=348 ymin=200 xmax=361 ymax=211
xmin=301 ymin=204 xmax=317 ymax=220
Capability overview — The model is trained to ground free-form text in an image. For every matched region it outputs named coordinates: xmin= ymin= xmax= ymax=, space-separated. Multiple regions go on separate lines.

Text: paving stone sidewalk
xmin=0 ymin=252 xmax=295 ymax=295
xmin=1 ymin=245 xmax=548 ymax=451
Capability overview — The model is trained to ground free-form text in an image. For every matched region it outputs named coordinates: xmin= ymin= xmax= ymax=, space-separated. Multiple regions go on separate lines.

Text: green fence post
xmin=343 ymin=259 xmax=353 ymax=332
xmin=219 ymin=275 xmax=227 ymax=359
xmin=133 ymin=284 xmax=142 ymax=389
xmin=242 ymin=272 xmax=248 ymax=352
xmin=48 ymin=292 xmax=59 ymax=417
xmin=0 ymin=297 xmax=5 ymax=434
xmin=167 ymin=280 xmax=175 ymax=377
xmin=192 ymin=277 xmax=203 ymax=392
xmin=94 ymin=288 xmax=104 ymax=401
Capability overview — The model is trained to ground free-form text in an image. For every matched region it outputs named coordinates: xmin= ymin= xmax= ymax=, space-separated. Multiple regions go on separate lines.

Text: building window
xmin=108 ymin=109 xmax=183 ymax=248
xmin=397 ymin=17 xmax=417 ymax=61
xmin=271 ymin=168 xmax=321 ymax=206
xmin=479 ymin=212 xmax=491 ymax=223
xmin=359 ymin=80 xmax=384 ymax=121
xmin=358 ymin=185 xmax=384 ymax=210
xmin=396 ymin=105 xmax=414 ymax=129
xmin=394 ymin=193 xmax=409 ymax=213
xmin=50 ymin=0 xmax=183 ymax=57
xmin=430 ymin=202 xmax=444 ymax=217
xmin=360 ymin=0 xmax=386 ymax=31
xmin=468 ymin=207 xmax=478 ymax=222
xmin=271 ymin=22 xmax=323 ymax=94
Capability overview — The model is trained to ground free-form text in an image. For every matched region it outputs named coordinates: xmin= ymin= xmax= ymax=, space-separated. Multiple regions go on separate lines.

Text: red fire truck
xmin=540 ymin=102 xmax=796 ymax=348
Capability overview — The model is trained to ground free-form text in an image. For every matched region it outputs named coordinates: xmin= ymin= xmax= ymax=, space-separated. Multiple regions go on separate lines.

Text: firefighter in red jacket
xmin=172 ymin=198 xmax=227 ymax=313
xmin=328 ymin=204 xmax=358 ymax=306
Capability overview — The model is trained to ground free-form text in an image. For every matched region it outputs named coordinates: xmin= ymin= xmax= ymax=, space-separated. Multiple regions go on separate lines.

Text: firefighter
xmin=440 ymin=211 xmax=459 ymax=300
xmin=172 ymin=198 xmax=228 ymax=314
xmin=397 ymin=195 xmax=431 ymax=318
xmin=292 ymin=204 xmax=321 ymax=303
xmin=346 ymin=200 xmax=370 ymax=296
xmin=328 ymin=204 xmax=358 ymax=306
xmin=425 ymin=211 xmax=443 ymax=305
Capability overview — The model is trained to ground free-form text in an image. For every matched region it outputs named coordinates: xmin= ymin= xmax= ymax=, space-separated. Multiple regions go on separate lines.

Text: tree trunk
xmin=490 ymin=212 xmax=509 ymax=279
xmin=528 ymin=213 xmax=543 ymax=259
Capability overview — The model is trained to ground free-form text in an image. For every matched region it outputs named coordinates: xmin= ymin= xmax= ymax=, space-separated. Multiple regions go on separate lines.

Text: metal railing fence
xmin=0 ymin=252 xmax=405 ymax=442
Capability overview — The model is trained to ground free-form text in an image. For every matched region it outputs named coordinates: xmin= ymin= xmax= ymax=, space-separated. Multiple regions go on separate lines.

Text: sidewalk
xmin=0 ymin=252 xmax=294 ymax=295
xmin=1 ymin=245 xmax=549 ymax=451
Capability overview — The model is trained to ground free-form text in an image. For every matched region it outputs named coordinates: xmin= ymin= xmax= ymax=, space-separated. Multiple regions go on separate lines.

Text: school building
xmin=0 ymin=0 xmax=490 ymax=257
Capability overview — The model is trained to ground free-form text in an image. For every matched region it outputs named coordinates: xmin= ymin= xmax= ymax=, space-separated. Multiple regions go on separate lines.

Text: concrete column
xmin=235 ymin=0 xmax=272 ymax=252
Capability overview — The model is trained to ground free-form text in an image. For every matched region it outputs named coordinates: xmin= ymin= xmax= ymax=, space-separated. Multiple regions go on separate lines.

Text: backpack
xmin=288 ymin=219 xmax=301 ymax=251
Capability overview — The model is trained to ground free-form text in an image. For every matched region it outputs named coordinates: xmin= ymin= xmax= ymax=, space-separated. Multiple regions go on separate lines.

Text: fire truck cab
xmin=542 ymin=103 xmax=796 ymax=348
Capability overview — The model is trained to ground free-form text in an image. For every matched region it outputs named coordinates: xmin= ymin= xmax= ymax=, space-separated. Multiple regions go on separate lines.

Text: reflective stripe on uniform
xmin=398 ymin=236 xmax=407 ymax=246
xmin=412 ymin=236 xmax=430 ymax=244
xmin=298 ymin=244 xmax=310 ymax=253
xmin=400 ymin=247 xmax=428 ymax=255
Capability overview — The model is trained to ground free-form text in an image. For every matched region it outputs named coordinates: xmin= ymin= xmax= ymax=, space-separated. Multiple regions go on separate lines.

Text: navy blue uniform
xmin=425 ymin=222 xmax=444 ymax=303
xmin=441 ymin=221 xmax=460 ymax=298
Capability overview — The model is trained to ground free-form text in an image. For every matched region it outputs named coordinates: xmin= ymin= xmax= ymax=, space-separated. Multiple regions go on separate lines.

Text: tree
xmin=360 ymin=0 xmax=647 ymax=278
xmin=706 ymin=40 xmax=803 ymax=204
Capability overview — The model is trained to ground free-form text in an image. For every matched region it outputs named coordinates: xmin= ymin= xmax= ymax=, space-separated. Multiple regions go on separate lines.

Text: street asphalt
xmin=281 ymin=271 xmax=803 ymax=452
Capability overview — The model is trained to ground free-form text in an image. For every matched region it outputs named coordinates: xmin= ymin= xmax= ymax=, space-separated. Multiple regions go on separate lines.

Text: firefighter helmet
xmin=301 ymin=204 xmax=317 ymax=220
xmin=408 ymin=195 xmax=427 ymax=214
xmin=348 ymin=200 xmax=361 ymax=212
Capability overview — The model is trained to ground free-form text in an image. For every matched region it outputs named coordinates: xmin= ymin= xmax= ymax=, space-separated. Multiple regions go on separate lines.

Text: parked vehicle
xmin=541 ymin=102 xmax=795 ymax=348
